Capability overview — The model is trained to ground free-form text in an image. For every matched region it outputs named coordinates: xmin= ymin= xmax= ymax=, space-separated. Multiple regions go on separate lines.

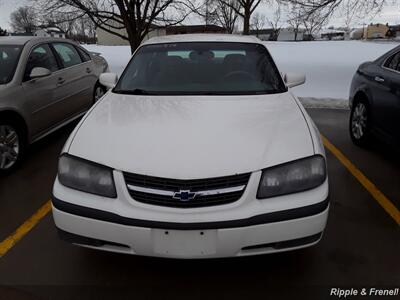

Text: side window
xmin=24 ymin=44 xmax=59 ymax=81
xmin=76 ymin=47 xmax=91 ymax=62
xmin=384 ymin=52 xmax=400 ymax=71
xmin=53 ymin=43 xmax=83 ymax=68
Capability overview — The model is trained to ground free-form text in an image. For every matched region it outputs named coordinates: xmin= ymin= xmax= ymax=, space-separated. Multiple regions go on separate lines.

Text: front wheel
xmin=0 ymin=123 xmax=24 ymax=174
xmin=93 ymin=84 xmax=106 ymax=103
xmin=350 ymin=101 xmax=371 ymax=147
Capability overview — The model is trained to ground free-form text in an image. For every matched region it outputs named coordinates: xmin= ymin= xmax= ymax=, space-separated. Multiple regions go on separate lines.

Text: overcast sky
xmin=1 ymin=0 xmax=400 ymax=31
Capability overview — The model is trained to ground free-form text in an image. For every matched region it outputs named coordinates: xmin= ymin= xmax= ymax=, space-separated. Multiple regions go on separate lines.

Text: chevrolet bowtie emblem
xmin=173 ymin=190 xmax=197 ymax=202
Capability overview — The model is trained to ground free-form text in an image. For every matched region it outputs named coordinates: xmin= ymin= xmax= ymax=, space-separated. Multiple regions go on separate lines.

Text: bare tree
xmin=42 ymin=12 xmax=80 ymax=37
xmin=251 ymin=12 xmax=267 ymax=34
xmin=10 ymin=6 xmax=38 ymax=33
xmin=286 ymin=4 xmax=304 ymax=41
xmin=302 ymin=4 xmax=328 ymax=38
xmin=34 ymin=0 xmax=195 ymax=52
xmin=339 ymin=0 xmax=363 ymax=32
xmin=220 ymin=0 xmax=266 ymax=35
xmin=37 ymin=10 xmax=96 ymax=43
xmin=216 ymin=0 xmax=240 ymax=33
xmin=195 ymin=0 xmax=240 ymax=33
xmin=268 ymin=4 xmax=283 ymax=40
xmin=195 ymin=0 xmax=220 ymax=25
xmin=83 ymin=16 xmax=97 ymax=41
xmin=206 ymin=0 xmax=221 ymax=25
xmin=278 ymin=0 xmax=387 ymax=21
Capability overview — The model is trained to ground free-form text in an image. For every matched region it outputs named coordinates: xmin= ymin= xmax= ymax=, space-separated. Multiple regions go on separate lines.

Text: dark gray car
xmin=349 ymin=45 xmax=400 ymax=147
xmin=0 ymin=37 xmax=109 ymax=173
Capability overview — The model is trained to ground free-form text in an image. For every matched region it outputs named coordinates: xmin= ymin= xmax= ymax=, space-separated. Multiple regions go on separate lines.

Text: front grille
xmin=123 ymin=172 xmax=251 ymax=208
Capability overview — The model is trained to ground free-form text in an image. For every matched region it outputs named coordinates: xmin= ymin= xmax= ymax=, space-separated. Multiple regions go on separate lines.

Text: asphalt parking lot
xmin=0 ymin=108 xmax=399 ymax=300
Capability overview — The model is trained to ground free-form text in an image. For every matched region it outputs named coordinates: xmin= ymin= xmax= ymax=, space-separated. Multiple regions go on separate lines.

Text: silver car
xmin=0 ymin=37 xmax=109 ymax=173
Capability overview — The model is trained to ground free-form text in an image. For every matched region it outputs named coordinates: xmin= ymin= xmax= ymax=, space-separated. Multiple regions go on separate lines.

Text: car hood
xmin=68 ymin=92 xmax=314 ymax=179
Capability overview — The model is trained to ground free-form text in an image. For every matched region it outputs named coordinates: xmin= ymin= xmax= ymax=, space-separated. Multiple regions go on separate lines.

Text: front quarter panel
xmin=349 ymin=64 xmax=376 ymax=109
xmin=0 ymin=85 xmax=33 ymax=139
xmin=61 ymin=93 xmax=109 ymax=154
xmin=290 ymin=92 xmax=325 ymax=157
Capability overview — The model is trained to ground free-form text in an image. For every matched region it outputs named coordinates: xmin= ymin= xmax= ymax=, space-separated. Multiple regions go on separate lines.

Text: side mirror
xmin=30 ymin=67 xmax=52 ymax=79
xmin=284 ymin=73 xmax=306 ymax=88
xmin=99 ymin=73 xmax=119 ymax=89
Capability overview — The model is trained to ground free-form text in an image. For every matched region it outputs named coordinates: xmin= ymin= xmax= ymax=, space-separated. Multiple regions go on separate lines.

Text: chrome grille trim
xmin=123 ymin=172 xmax=251 ymax=208
xmin=127 ymin=184 xmax=246 ymax=197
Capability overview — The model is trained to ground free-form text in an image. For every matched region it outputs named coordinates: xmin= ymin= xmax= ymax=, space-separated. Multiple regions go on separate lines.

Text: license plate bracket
xmin=152 ymin=229 xmax=217 ymax=257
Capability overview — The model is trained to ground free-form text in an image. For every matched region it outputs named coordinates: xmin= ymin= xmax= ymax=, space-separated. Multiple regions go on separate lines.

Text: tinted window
xmin=0 ymin=45 xmax=22 ymax=84
xmin=24 ymin=44 xmax=59 ymax=81
xmin=76 ymin=47 xmax=91 ymax=62
xmin=53 ymin=43 xmax=82 ymax=68
xmin=385 ymin=52 xmax=400 ymax=71
xmin=114 ymin=42 xmax=286 ymax=95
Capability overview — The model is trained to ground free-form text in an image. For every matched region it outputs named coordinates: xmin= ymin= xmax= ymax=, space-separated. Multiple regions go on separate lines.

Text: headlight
xmin=58 ymin=155 xmax=117 ymax=198
xmin=257 ymin=155 xmax=326 ymax=199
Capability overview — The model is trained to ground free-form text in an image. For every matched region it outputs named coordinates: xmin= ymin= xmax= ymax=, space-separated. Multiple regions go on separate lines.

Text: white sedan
xmin=52 ymin=34 xmax=329 ymax=259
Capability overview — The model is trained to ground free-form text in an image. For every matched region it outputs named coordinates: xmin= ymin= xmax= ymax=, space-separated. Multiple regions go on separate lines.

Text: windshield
xmin=114 ymin=42 xmax=287 ymax=95
xmin=0 ymin=45 xmax=22 ymax=84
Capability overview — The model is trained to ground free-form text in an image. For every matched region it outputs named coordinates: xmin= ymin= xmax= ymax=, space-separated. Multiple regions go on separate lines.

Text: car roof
xmin=142 ymin=34 xmax=262 ymax=46
xmin=0 ymin=36 xmax=76 ymax=46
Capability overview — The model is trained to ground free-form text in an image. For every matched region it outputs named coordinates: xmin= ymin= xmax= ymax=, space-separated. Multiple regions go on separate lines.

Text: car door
xmin=370 ymin=51 xmax=400 ymax=141
xmin=75 ymin=45 xmax=100 ymax=101
xmin=21 ymin=43 xmax=63 ymax=136
xmin=51 ymin=42 xmax=94 ymax=115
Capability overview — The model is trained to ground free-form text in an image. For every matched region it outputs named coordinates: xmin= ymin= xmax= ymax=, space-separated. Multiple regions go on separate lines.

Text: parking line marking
xmin=0 ymin=201 xmax=51 ymax=258
xmin=322 ymin=135 xmax=400 ymax=226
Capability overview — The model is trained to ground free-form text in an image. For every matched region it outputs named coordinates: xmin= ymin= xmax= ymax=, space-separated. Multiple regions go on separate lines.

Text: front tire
xmin=350 ymin=101 xmax=371 ymax=147
xmin=0 ymin=120 xmax=25 ymax=175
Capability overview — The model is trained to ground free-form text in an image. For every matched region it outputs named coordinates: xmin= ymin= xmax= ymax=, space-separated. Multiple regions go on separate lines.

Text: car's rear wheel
xmin=0 ymin=121 xmax=24 ymax=174
xmin=93 ymin=84 xmax=106 ymax=103
xmin=350 ymin=101 xmax=371 ymax=147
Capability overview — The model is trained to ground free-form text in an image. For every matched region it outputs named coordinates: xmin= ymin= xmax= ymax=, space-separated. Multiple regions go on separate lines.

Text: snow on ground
xmin=265 ymin=41 xmax=398 ymax=101
xmin=84 ymin=40 xmax=399 ymax=107
xmin=84 ymin=45 xmax=132 ymax=76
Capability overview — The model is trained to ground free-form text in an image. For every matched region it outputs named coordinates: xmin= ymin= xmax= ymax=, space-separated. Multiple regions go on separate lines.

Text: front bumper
xmin=52 ymin=170 xmax=329 ymax=259
xmin=52 ymin=196 xmax=329 ymax=259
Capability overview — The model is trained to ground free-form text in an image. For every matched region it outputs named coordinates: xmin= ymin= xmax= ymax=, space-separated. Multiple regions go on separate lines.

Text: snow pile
xmin=84 ymin=41 xmax=399 ymax=103
xmin=265 ymin=41 xmax=398 ymax=100
xmin=84 ymin=45 xmax=132 ymax=75
xmin=298 ymin=97 xmax=350 ymax=109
